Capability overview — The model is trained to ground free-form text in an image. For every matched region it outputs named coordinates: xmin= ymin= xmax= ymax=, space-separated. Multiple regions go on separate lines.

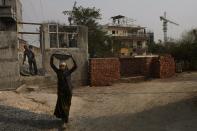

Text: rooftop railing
xmin=127 ymin=33 xmax=149 ymax=38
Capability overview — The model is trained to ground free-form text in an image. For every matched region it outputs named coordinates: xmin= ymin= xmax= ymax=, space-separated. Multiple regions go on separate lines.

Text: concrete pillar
xmin=0 ymin=31 xmax=20 ymax=89
xmin=0 ymin=0 xmax=22 ymax=89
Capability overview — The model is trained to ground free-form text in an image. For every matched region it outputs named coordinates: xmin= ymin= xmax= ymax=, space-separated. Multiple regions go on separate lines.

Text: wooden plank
xmin=17 ymin=22 xmax=42 ymax=25
xmin=18 ymin=32 xmax=40 ymax=34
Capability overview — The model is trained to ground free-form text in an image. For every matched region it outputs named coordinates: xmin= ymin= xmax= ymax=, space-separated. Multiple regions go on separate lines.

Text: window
xmin=68 ymin=34 xmax=78 ymax=47
xmin=50 ymin=33 xmax=58 ymax=48
xmin=137 ymin=41 xmax=142 ymax=49
xmin=49 ymin=24 xmax=57 ymax=32
xmin=130 ymin=42 xmax=134 ymax=48
xmin=49 ymin=24 xmax=78 ymax=48
xmin=49 ymin=24 xmax=58 ymax=48
xmin=59 ymin=33 xmax=68 ymax=48
xmin=112 ymin=30 xmax=115 ymax=34
xmin=0 ymin=0 xmax=5 ymax=5
xmin=59 ymin=26 xmax=78 ymax=33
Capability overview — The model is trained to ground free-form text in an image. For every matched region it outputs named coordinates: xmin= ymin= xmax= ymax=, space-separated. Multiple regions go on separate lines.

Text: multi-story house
xmin=103 ymin=15 xmax=149 ymax=56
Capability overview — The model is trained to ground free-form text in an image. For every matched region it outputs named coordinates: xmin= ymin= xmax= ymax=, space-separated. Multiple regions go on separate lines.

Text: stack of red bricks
xmin=89 ymin=58 xmax=120 ymax=86
xmin=119 ymin=57 xmax=159 ymax=78
xmin=119 ymin=55 xmax=175 ymax=79
xmin=119 ymin=58 xmax=143 ymax=77
xmin=150 ymin=58 xmax=160 ymax=78
xmin=158 ymin=55 xmax=175 ymax=78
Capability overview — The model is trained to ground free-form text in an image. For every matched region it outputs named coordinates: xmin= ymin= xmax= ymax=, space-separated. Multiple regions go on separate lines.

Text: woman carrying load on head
xmin=50 ymin=54 xmax=77 ymax=124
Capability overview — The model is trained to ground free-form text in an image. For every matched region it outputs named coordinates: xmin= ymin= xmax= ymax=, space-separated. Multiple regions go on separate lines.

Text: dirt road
xmin=0 ymin=72 xmax=197 ymax=131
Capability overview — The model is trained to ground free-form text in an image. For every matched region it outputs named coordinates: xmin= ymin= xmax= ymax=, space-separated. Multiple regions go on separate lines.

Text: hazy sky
xmin=21 ymin=0 xmax=197 ymax=41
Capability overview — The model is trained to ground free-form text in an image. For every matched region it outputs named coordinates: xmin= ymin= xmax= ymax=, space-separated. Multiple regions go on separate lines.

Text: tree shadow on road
xmin=74 ymin=96 xmax=197 ymax=131
xmin=0 ymin=105 xmax=65 ymax=131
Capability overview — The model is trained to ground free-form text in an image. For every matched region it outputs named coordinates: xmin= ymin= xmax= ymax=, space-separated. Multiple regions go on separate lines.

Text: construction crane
xmin=63 ymin=1 xmax=77 ymax=25
xmin=160 ymin=12 xmax=179 ymax=43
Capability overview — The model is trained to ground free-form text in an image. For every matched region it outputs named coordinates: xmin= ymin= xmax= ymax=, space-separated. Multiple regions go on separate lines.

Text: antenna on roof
xmin=111 ymin=15 xmax=136 ymax=26
xmin=63 ymin=1 xmax=77 ymax=25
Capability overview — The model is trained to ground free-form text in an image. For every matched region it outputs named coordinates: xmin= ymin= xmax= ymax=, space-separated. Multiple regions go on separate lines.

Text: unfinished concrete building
xmin=41 ymin=24 xmax=89 ymax=86
xmin=17 ymin=23 xmax=89 ymax=87
xmin=103 ymin=15 xmax=149 ymax=56
xmin=0 ymin=0 xmax=22 ymax=89
xmin=0 ymin=0 xmax=22 ymax=31
xmin=0 ymin=0 xmax=88 ymax=89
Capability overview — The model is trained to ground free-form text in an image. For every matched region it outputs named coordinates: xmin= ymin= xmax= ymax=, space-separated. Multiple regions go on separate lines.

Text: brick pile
xmin=89 ymin=58 xmax=120 ymax=86
xmin=150 ymin=58 xmax=160 ymax=78
xmin=142 ymin=57 xmax=158 ymax=77
xmin=89 ymin=55 xmax=175 ymax=86
xmin=119 ymin=58 xmax=143 ymax=77
xmin=158 ymin=55 xmax=175 ymax=78
xmin=119 ymin=57 xmax=159 ymax=78
xmin=119 ymin=56 xmax=175 ymax=79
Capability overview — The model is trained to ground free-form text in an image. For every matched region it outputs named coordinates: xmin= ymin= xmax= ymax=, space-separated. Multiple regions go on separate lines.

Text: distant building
xmin=147 ymin=32 xmax=154 ymax=44
xmin=103 ymin=15 xmax=149 ymax=56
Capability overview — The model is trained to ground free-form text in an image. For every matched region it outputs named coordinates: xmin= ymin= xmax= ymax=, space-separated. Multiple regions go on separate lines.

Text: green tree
xmin=69 ymin=6 xmax=112 ymax=57
xmin=148 ymin=29 xmax=197 ymax=70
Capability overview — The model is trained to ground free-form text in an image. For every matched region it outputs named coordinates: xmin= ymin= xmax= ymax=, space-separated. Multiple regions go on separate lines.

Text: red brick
xmin=90 ymin=58 xmax=120 ymax=86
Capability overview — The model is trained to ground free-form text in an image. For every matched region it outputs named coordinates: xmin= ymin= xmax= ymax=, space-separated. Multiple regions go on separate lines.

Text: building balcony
xmin=134 ymin=47 xmax=147 ymax=55
xmin=128 ymin=33 xmax=148 ymax=37
xmin=112 ymin=33 xmax=149 ymax=41
xmin=0 ymin=6 xmax=16 ymax=22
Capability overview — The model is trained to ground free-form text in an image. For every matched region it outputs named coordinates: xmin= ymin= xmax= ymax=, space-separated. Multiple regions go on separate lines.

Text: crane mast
xmin=160 ymin=12 xmax=179 ymax=43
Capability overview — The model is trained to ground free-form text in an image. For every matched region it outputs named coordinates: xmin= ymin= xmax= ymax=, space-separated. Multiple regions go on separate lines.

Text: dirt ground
xmin=0 ymin=72 xmax=197 ymax=131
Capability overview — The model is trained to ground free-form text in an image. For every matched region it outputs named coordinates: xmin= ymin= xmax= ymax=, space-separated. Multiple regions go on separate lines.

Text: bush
xmin=149 ymin=29 xmax=197 ymax=70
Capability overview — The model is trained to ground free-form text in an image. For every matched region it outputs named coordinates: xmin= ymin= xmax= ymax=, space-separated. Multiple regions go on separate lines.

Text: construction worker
xmin=23 ymin=45 xmax=38 ymax=75
xmin=50 ymin=54 xmax=77 ymax=125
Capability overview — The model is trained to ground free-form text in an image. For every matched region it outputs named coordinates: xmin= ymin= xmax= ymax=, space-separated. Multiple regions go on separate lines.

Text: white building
xmin=103 ymin=15 xmax=149 ymax=56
